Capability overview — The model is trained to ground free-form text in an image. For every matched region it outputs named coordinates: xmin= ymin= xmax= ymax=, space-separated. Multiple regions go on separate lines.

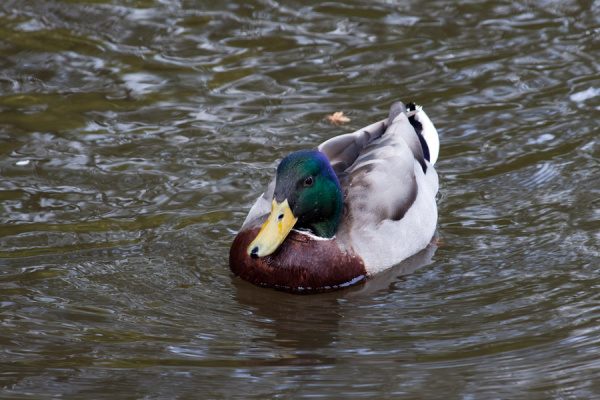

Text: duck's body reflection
xmin=231 ymin=243 xmax=438 ymax=356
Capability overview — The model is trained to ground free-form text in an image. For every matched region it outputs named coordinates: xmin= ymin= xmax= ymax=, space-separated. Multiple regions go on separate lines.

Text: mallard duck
xmin=230 ymin=101 xmax=440 ymax=292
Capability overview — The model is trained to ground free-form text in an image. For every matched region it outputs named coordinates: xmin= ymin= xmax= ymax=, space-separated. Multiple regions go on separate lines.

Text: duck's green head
xmin=248 ymin=149 xmax=343 ymax=259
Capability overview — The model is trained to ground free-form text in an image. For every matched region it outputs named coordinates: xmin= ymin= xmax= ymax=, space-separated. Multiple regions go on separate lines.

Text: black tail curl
xmin=406 ymin=102 xmax=431 ymax=163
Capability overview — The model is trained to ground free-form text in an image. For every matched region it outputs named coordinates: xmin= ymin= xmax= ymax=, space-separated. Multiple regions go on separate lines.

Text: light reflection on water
xmin=1 ymin=0 xmax=600 ymax=398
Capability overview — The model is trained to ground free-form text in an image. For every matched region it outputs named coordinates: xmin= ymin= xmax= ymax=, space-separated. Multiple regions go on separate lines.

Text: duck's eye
xmin=303 ymin=175 xmax=314 ymax=187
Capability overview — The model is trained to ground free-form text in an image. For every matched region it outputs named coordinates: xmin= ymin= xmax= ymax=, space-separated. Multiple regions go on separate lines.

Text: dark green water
xmin=1 ymin=0 xmax=599 ymax=398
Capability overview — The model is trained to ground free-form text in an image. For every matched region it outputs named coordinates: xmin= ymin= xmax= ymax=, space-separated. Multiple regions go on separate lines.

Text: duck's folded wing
xmin=335 ymin=103 xmax=439 ymax=271
xmin=339 ymin=105 xmax=424 ymax=225
xmin=317 ymin=118 xmax=389 ymax=175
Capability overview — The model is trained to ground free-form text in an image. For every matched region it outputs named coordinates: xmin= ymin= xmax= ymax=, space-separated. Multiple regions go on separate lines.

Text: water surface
xmin=1 ymin=0 xmax=600 ymax=398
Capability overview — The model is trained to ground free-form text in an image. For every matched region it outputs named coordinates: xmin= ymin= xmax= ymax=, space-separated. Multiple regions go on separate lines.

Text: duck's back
xmin=318 ymin=102 xmax=439 ymax=274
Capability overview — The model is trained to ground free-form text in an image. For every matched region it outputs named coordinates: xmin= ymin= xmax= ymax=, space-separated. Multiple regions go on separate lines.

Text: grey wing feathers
xmin=317 ymin=119 xmax=389 ymax=174
xmin=241 ymin=178 xmax=275 ymax=229
xmin=319 ymin=102 xmax=428 ymax=176
xmin=336 ymin=102 xmax=428 ymax=226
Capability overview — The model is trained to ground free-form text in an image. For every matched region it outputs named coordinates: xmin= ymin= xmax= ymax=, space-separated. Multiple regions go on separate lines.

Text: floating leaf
xmin=327 ymin=111 xmax=350 ymax=124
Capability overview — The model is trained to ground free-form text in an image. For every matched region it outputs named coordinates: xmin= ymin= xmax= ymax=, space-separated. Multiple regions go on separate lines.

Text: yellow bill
xmin=247 ymin=199 xmax=298 ymax=259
